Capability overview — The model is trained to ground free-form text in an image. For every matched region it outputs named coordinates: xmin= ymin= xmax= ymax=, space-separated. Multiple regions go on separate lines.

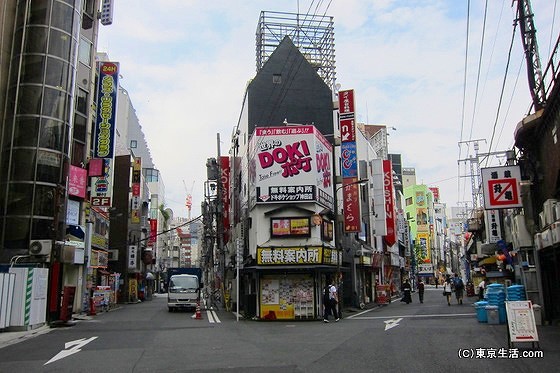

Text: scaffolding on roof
xmin=256 ymin=10 xmax=336 ymax=89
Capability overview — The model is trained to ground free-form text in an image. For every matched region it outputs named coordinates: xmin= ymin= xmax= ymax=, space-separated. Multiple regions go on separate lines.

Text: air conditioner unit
xmin=108 ymin=249 xmax=119 ymax=261
xmin=554 ymin=203 xmax=560 ymax=223
xmin=512 ymin=214 xmax=532 ymax=248
xmin=534 ymin=233 xmax=542 ymax=250
xmin=538 ymin=211 xmax=547 ymax=229
xmin=543 ymin=199 xmax=558 ymax=225
xmin=541 ymin=228 xmax=552 ymax=248
xmin=551 ymin=222 xmax=560 ymax=245
xmin=29 ymin=240 xmax=53 ymax=256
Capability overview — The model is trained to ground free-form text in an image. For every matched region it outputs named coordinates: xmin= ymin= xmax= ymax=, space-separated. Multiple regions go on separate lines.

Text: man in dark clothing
xmin=453 ymin=273 xmax=464 ymax=304
xmin=417 ymin=278 xmax=425 ymax=303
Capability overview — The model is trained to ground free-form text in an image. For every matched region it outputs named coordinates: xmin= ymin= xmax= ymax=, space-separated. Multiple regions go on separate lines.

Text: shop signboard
xmin=505 ymin=301 xmax=539 ymax=346
xmin=257 ymin=246 xmax=340 ymax=266
xmin=90 ymin=158 xmax=113 ymax=207
xmin=375 ymin=284 xmax=391 ymax=304
xmin=270 ymin=217 xmax=310 ymax=237
xmin=93 ymin=61 xmax=119 ymax=159
xmin=383 ymin=160 xmax=396 ymax=246
xmin=249 ymin=125 xmax=333 ymax=209
xmin=481 ymin=165 xmax=522 ymax=209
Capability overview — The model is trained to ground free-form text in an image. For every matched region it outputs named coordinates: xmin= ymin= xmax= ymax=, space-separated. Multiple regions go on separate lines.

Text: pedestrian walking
xmin=453 ymin=273 xmax=464 ymax=304
xmin=400 ymin=278 xmax=412 ymax=304
xmin=323 ymin=279 xmax=340 ymax=322
xmin=478 ymin=278 xmax=486 ymax=301
xmin=443 ymin=277 xmax=453 ymax=306
xmin=417 ymin=278 xmax=425 ymax=303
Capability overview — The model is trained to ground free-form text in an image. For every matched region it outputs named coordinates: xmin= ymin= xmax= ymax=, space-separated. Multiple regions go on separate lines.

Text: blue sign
xmin=341 ymin=142 xmax=357 ymax=178
xmin=93 ymin=61 xmax=119 ymax=159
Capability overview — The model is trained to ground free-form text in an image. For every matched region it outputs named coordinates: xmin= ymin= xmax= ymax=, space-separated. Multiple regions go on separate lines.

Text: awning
xmin=478 ymin=256 xmax=497 ymax=266
xmin=66 ymin=225 xmax=85 ymax=240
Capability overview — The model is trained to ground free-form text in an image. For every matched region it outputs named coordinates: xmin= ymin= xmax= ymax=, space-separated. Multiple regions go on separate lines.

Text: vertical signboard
xmin=90 ymin=158 xmax=113 ymax=207
xmin=68 ymin=165 xmax=87 ymax=199
xmin=485 ymin=210 xmax=502 ymax=243
xmin=131 ymin=157 xmax=141 ymax=223
xmin=220 ymin=156 xmax=231 ymax=242
xmin=383 ymin=160 xmax=396 ymax=246
xmin=93 ymin=61 xmax=119 ymax=159
xmin=339 ymin=89 xmax=360 ymax=233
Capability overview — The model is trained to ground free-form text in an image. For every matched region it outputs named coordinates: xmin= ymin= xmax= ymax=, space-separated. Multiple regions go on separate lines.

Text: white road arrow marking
xmin=384 ymin=317 xmax=403 ymax=331
xmin=45 ymin=336 xmax=98 ymax=365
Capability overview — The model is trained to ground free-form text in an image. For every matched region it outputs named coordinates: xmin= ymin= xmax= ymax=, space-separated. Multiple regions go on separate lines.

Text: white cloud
xmin=98 ymin=0 xmax=559 ymax=215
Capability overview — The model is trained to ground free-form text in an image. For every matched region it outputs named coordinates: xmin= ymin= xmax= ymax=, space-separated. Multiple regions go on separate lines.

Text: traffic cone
xmin=195 ymin=301 xmax=202 ymax=320
xmin=88 ymin=297 xmax=96 ymax=316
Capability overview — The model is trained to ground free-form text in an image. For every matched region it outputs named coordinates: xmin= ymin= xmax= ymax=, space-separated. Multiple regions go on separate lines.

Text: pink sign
xmin=68 ymin=165 xmax=87 ymax=198
xmin=383 ymin=160 xmax=396 ymax=246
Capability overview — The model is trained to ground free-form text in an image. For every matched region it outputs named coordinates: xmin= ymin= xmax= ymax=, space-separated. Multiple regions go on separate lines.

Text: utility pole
xmin=458 ymin=139 xmax=486 ymax=209
xmin=216 ymin=133 xmax=224 ymax=307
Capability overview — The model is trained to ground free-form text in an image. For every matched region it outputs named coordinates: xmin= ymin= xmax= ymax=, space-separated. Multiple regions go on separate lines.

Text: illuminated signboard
xmin=257 ymin=246 xmax=341 ymax=266
xmin=93 ymin=61 xmax=119 ymax=159
xmin=249 ymin=125 xmax=333 ymax=209
xmin=271 ymin=217 xmax=311 ymax=238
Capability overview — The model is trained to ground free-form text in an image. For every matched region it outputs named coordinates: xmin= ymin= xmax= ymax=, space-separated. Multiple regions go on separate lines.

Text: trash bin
xmin=486 ymin=305 xmax=499 ymax=325
xmin=474 ymin=301 xmax=488 ymax=323
xmin=533 ymin=304 xmax=542 ymax=326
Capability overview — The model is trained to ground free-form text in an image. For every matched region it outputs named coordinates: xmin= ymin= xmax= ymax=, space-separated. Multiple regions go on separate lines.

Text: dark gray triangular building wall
xmin=247 ymin=37 xmax=334 ymax=137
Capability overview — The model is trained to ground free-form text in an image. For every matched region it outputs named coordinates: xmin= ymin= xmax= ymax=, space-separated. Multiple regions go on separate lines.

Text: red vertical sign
xmin=342 ymin=177 xmax=361 ymax=232
xmin=383 ymin=160 xmax=396 ymax=246
xmin=148 ymin=218 xmax=157 ymax=247
xmin=339 ymin=89 xmax=360 ymax=232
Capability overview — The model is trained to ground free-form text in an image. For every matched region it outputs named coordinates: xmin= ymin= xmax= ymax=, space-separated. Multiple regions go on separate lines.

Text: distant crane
xmin=183 ymin=180 xmax=195 ymax=220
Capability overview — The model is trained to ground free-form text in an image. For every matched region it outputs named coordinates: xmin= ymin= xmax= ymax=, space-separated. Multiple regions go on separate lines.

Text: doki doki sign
xmin=250 ymin=125 xmax=333 ymax=209
xmin=93 ymin=61 xmax=119 ymax=159
xmin=383 ymin=160 xmax=396 ymax=246
xmin=481 ymin=165 xmax=522 ymax=209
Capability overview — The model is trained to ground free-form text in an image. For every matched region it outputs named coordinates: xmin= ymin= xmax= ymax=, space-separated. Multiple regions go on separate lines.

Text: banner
xmin=383 ymin=160 xmax=396 ymax=246
xmin=93 ymin=61 xmax=119 ymax=159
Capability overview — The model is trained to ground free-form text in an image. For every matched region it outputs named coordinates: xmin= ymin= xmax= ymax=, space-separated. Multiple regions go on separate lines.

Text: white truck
xmin=167 ymin=273 xmax=202 ymax=312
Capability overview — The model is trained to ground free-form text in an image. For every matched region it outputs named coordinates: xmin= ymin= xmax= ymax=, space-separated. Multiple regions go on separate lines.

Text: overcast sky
xmin=97 ymin=0 xmax=559 ymax=219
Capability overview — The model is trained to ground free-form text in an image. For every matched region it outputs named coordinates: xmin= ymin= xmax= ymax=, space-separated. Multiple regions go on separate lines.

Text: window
xmin=405 ymin=197 xmax=413 ymax=206
xmin=45 ymin=57 xmax=69 ymax=89
xmin=78 ymin=36 xmax=92 ymax=66
xmin=130 ymin=140 xmax=137 ymax=149
xmin=144 ymin=168 xmax=159 ymax=182
xmin=76 ymin=88 xmax=88 ymax=115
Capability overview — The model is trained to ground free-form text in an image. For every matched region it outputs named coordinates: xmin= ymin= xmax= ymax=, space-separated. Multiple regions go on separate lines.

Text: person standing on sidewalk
xmin=443 ymin=277 xmax=453 ymax=306
xmin=323 ymin=279 xmax=340 ymax=322
xmin=417 ymin=278 xmax=425 ymax=303
xmin=478 ymin=278 xmax=486 ymax=300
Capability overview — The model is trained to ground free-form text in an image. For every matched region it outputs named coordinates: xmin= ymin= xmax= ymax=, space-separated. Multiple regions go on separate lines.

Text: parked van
xmin=167 ymin=274 xmax=201 ymax=312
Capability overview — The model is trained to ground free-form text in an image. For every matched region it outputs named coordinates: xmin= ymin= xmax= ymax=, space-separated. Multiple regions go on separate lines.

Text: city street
xmin=0 ymin=287 xmax=558 ymax=372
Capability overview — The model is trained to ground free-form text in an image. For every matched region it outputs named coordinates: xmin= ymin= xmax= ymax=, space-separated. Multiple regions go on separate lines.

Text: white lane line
xmin=351 ymin=313 xmax=476 ymax=320
xmin=211 ymin=310 xmax=221 ymax=323
xmin=206 ymin=310 xmax=221 ymax=323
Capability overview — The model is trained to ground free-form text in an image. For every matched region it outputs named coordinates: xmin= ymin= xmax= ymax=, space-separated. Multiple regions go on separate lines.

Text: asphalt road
xmin=0 ymin=287 xmax=558 ymax=372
